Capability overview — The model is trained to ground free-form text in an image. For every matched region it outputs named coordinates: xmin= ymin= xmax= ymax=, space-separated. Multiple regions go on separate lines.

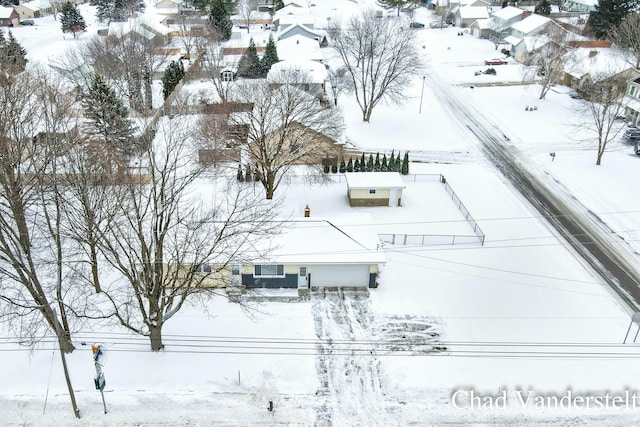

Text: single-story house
xmin=277 ymin=36 xmax=322 ymax=62
xmin=277 ymin=23 xmax=327 ymax=46
xmin=267 ymin=59 xmax=327 ymax=96
xmin=238 ymin=219 xmax=385 ymax=291
xmin=454 ymin=6 xmax=489 ymax=28
xmin=345 ymin=172 xmax=406 ymax=207
xmin=15 ymin=0 xmax=52 ymax=19
xmin=0 ymin=6 xmax=20 ymax=27
xmin=560 ymin=48 xmax=640 ymax=94
xmin=564 ymin=0 xmax=598 ymax=12
xmin=624 ymin=75 xmax=640 ymax=126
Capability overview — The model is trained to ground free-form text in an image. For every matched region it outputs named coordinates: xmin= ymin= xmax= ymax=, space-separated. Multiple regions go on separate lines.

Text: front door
xmin=298 ymin=266 xmax=308 ymax=288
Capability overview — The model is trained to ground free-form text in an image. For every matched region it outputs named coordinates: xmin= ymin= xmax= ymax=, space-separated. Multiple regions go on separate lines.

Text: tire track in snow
xmin=311 ymin=288 xmax=390 ymax=426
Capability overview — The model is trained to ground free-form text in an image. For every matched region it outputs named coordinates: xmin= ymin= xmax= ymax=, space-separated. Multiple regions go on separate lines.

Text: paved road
xmin=426 ymin=73 xmax=640 ymax=311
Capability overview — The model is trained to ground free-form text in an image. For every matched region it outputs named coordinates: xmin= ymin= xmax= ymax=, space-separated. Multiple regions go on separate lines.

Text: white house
xmin=503 ymin=13 xmax=551 ymax=50
xmin=276 ymin=36 xmax=322 ymax=62
xmin=277 ymin=23 xmax=327 ymax=46
xmin=454 ymin=6 xmax=489 ymax=28
xmin=239 ymin=219 xmax=385 ymax=291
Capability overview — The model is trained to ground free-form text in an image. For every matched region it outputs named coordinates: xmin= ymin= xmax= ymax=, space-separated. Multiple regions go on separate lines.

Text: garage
xmin=310 ymin=265 xmax=370 ymax=287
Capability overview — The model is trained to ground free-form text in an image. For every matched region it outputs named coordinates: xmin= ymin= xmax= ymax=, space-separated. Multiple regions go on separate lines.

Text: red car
xmin=485 ymin=59 xmax=508 ymax=65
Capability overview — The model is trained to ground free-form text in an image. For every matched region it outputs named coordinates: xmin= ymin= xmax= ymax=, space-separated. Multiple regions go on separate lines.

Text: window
xmin=221 ymin=70 xmax=234 ymax=82
xmin=231 ymin=264 xmax=240 ymax=275
xmin=299 ymin=267 xmax=307 ymax=277
xmin=254 ymin=264 xmax=284 ymax=277
xmin=630 ymin=86 xmax=637 ymax=97
xmin=194 ymin=264 xmax=212 ymax=273
xmin=369 ymin=189 xmax=376 ymax=194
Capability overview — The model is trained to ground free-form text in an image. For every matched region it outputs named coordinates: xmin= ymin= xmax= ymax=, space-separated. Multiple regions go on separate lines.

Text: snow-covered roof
xmin=277 ymin=23 xmax=324 ymax=40
xmin=458 ymin=6 xmax=489 ymax=20
xmin=345 ymin=172 xmax=406 ymax=190
xmin=0 ymin=6 xmax=15 ymax=18
xmin=225 ymin=29 xmax=271 ymax=49
xmin=276 ymin=13 xmax=315 ymax=27
xmin=510 ymin=14 xmax=550 ymax=35
xmin=472 ymin=18 xmax=492 ymax=30
xmin=503 ymin=35 xmax=522 ymax=46
xmin=564 ymin=48 xmax=635 ymax=81
xmin=517 ymin=35 xmax=550 ymax=53
xmin=274 ymin=4 xmax=308 ymax=18
xmin=267 ymin=58 xmax=326 ymax=83
xmin=18 ymin=0 xmax=51 ymax=12
xmin=256 ymin=219 xmax=386 ymax=265
xmin=491 ymin=6 xmax=523 ymax=21
xmin=276 ymin=36 xmax=322 ymax=62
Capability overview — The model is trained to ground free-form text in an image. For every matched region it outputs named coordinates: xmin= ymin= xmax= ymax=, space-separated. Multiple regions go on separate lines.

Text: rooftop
xmin=345 ymin=172 xmax=407 ymax=189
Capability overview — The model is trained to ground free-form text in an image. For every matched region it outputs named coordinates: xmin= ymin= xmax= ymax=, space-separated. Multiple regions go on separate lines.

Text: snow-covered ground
xmin=3 ymin=1 xmax=640 ymax=425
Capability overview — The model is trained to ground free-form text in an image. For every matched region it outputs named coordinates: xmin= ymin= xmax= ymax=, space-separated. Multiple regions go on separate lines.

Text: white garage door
xmin=311 ymin=265 xmax=370 ymax=287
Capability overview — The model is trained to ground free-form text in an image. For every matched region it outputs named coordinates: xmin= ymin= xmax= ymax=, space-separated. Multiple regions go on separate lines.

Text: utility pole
xmin=419 ymin=76 xmax=426 ymax=114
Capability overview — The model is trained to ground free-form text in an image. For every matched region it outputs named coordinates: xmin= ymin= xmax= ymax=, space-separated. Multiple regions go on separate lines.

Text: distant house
xmin=267 ymin=59 xmax=327 ymax=97
xmin=0 ymin=6 xmax=20 ymax=27
xmin=257 ymin=0 xmax=275 ymax=12
xmin=273 ymin=9 xmax=315 ymax=31
xmin=469 ymin=18 xmax=491 ymax=39
xmin=277 ymin=23 xmax=327 ymax=46
xmin=277 ymin=36 xmax=322 ymax=62
xmin=623 ymin=75 xmax=640 ymax=126
xmin=491 ymin=6 xmax=523 ymax=28
xmin=345 ymin=172 xmax=406 ymax=207
xmin=560 ymin=48 xmax=640 ymax=94
xmin=238 ymin=219 xmax=384 ymax=291
xmin=564 ymin=0 xmax=598 ymax=12
xmin=503 ymin=13 xmax=551 ymax=51
xmin=15 ymin=0 xmax=52 ymax=19
xmin=453 ymin=6 xmax=489 ymax=28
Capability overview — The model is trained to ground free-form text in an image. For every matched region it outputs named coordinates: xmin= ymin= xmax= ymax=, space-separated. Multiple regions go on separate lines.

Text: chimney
xmin=589 ymin=50 xmax=598 ymax=58
xmin=304 ymin=205 xmax=310 ymax=217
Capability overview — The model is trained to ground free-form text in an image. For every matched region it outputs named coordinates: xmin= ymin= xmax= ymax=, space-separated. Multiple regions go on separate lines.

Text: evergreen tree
xmin=60 ymin=1 xmax=87 ymax=39
xmin=261 ymin=35 xmax=279 ymax=75
xmin=95 ymin=0 xmax=112 ymax=22
xmin=275 ymin=0 xmax=284 ymax=10
xmin=367 ymin=154 xmax=374 ymax=172
xmin=245 ymin=164 xmax=252 ymax=181
xmin=401 ymin=152 xmax=409 ymax=175
xmin=589 ymin=0 xmax=638 ymax=39
xmin=534 ymin=0 xmax=551 ymax=15
xmin=354 ymin=158 xmax=360 ymax=172
xmin=208 ymin=0 xmax=233 ymax=41
xmin=346 ymin=158 xmax=353 ymax=172
xmin=331 ymin=164 xmax=338 ymax=173
xmin=381 ymin=154 xmax=388 ymax=171
xmin=237 ymin=163 xmax=244 ymax=181
xmin=374 ymin=152 xmax=381 ymax=171
xmin=2 ymin=31 xmax=27 ymax=74
xmin=162 ymin=60 xmax=185 ymax=100
xmin=83 ymin=73 xmax=135 ymax=158
xmin=389 ymin=151 xmax=395 ymax=171
xmin=339 ymin=159 xmax=346 ymax=173
xmin=237 ymin=39 xmax=262 ymax=78
xmin=360 ymin=152 xmax=366 ymax=172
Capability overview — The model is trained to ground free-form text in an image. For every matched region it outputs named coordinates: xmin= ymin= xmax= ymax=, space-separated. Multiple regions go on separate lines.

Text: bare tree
xmin=610 ymin=13 xmax=640 ymax=69
xmin=71 ymin=104 xmax=278 ymax=351
xmin=578 ymin=75 xmax=629 ymax=165
xmin=0 ymin=67 xmax=83 ymax=418
xmin=175 ymin=13 xmax=206 ymax=61
xmin=328 ymin=9 xmax=424 ymax=122
xmin=198 ymin=26 xmax=239 ymax=102
xmin=327 ymin=66 xmax=349 ymax=106
xmin=231 ymin=71 xmax=344 ymax=199
xmin=488 ymin=19 xmax=509 ymax=50
xmin=236 ymin=0 xmax=259 ymax=33
xmin=524 ymin=24 xmax=575 ymax=100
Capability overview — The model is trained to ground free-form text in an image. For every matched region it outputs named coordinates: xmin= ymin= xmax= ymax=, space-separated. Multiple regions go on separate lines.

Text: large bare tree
xmin=70 ymin=104 xmax=278 ymax=351
xmin=328 ymin=9 xmax=424 ymax=122
xmin=0 ymin=68 xmax=84 ymax=418
xmin=198 ymin=26 xmax=239 ymax=102
xmin=610 ymin=13 xmax=640 ymax=69
xmin=236 ymin=0 xmax=258 ymax=33
xmin=231 ymin=71 xmax=344 ymax=199
xmin=578 ymin=74 xmax=629 ymax=165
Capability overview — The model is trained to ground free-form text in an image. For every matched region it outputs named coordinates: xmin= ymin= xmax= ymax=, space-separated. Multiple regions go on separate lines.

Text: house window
xmin=629 ymin=86 xmax=637 ymax=97
xmin=254 ymin=264 xmax=284 ymax=277
xmin=194 ymin=263 xmax=212 ymax=273
xmin=221 ymin=70 xmax=234 ymax=82
xmin=231 ymin=264 xmax=240 ymax=275
xmin=369 ymin=189 xmax=376 ymax=194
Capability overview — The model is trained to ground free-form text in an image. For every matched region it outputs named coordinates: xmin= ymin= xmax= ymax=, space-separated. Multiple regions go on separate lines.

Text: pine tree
xmin=374 ymin=152 xmax=381 ymax=171
xmin=381 ymin=154 xmax=388 ymax=171
xmin=209 ymin=0 xmax=232 ymax=41
xmin=82 ymin=73 xmax=135 ymax=158
xmin=94 ymin=0 xmax=112 ymax=22
xmin=237 ymin=163 xmax=244 ymax=182
xmin=245 ymin=164 xmax=252 ymax=181
xmin=346 ymin=158 xmax=353 ymax=172
xmin=367 ymin=154 xmax=374 ymax=172
xmin=354 ymin=158 xmax=360 ymax=172
xmin=275 ymin=0 xmax=284 ymax=10
xmin=389 ymin=151 xmax=395 ymax=171
xmin=534 ymin=0 xmax=551 ymax=15
xmin=339 ymin=159 xmax=346 ymax=173
xmin=360 ymin=152 xmax=366 ymax=172
xmin=237 ymin=39 xmax=262 ymax=78
xmin=60 ymin=1 xmax=86 ymax=39
xmin=589 ymin=0 xmax=637 ymax=39
xmin=401 ymin=152 xmax=409 ymax=175
xmin=2 ymin=31 xmax=27 ymax=74
xmin=162 ymin=60 xmax=185 ymax=100
xmin=261 ymin=35 xmax=279 ymax=76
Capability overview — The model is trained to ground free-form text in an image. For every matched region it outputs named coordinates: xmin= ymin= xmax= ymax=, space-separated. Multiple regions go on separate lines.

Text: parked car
xmin=20 ymin=19 xmax=34 ymax=26
xmin=484 ymin=59 xmax=508 ymax=65
xmin=429 ymin=20 xmax=446 ymax=29
xmin=622 ymin=126 xmax=640 ymax=144
xmin=410 ymin=22 xmax=425 ymax=29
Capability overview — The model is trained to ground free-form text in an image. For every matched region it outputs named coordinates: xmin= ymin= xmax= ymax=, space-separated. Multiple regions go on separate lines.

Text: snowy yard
xmin=3 ymin=0 xmax=640 ymax=425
